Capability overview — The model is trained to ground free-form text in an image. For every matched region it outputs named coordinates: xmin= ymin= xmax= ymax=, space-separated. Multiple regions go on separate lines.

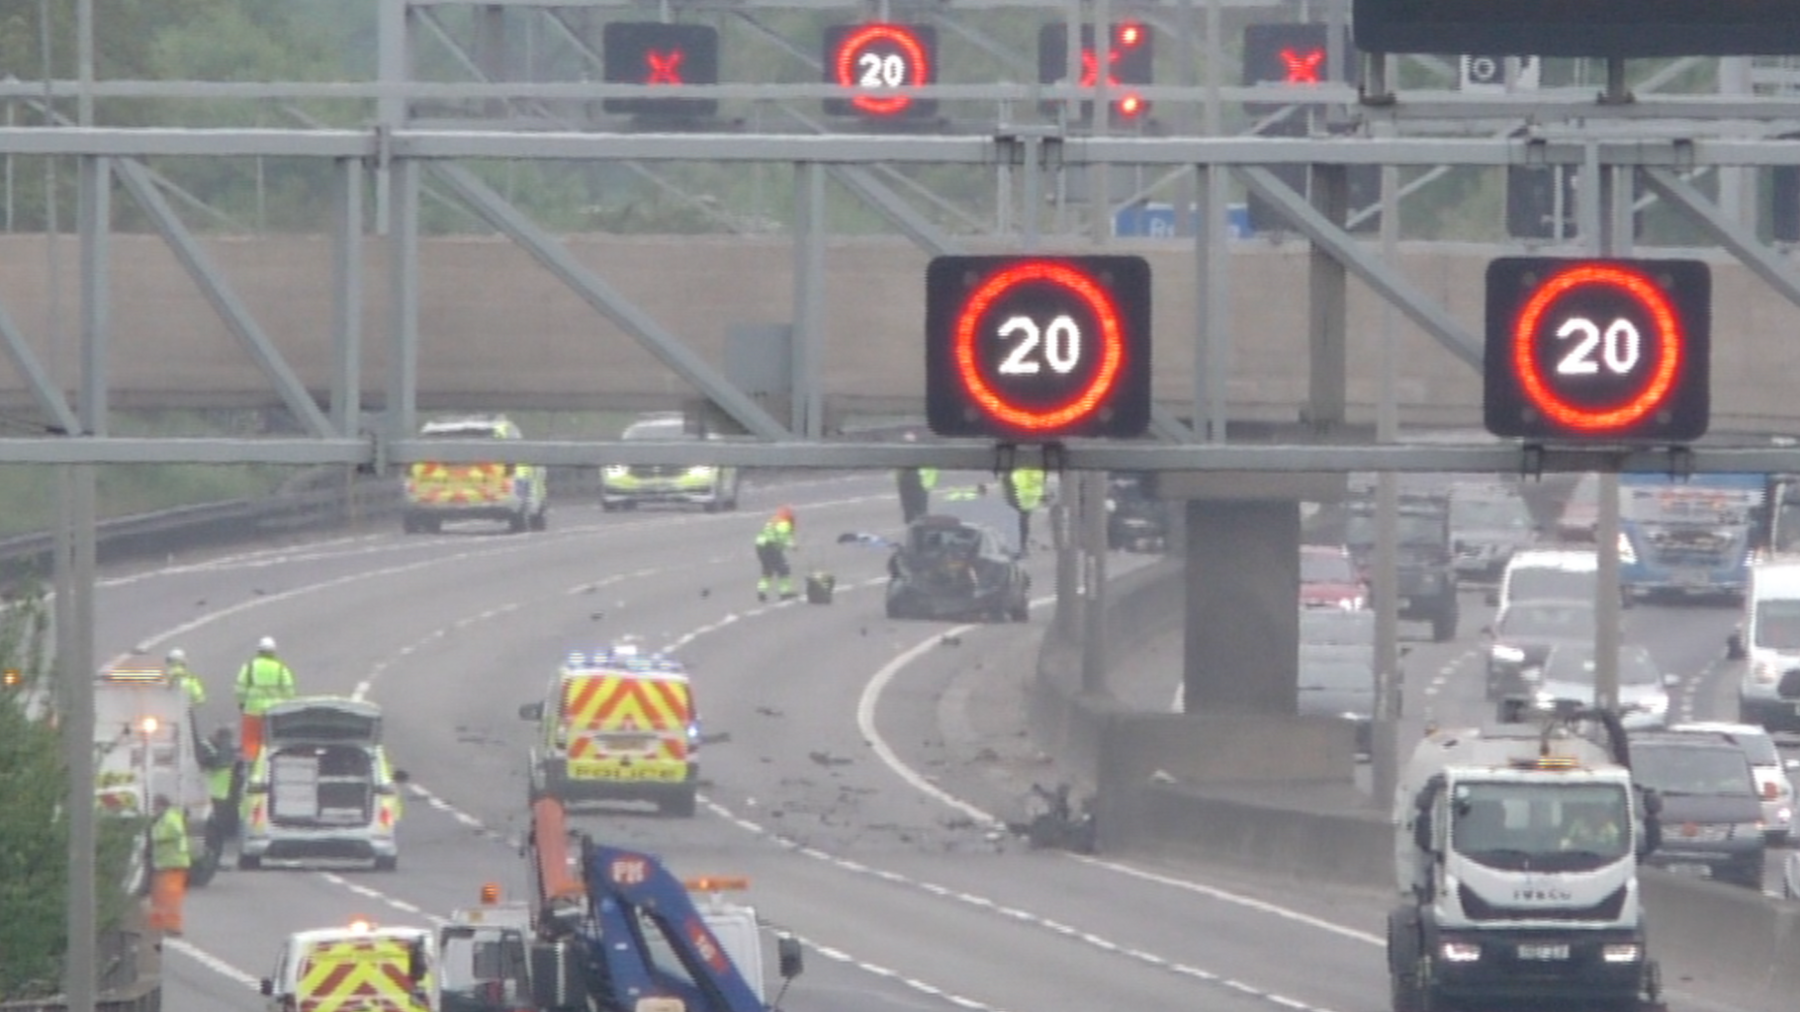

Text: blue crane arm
xmin=580 ymin=842 xmax=767 ymax=1012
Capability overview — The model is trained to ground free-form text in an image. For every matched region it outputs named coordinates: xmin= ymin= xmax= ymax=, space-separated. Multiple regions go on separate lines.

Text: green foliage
xmin=0 ymin=592 xmax=139 ymax=1000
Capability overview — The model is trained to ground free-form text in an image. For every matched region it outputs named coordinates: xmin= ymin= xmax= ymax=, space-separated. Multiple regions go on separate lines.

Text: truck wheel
xmin=530 ymin=508 xmax=548 ymax=532
xmin=401 ymin=514 xmax=418 ymax=535
xmin=237 ymin=853 xmax=262 ymax=871
xmin=1390 ymin=972 xmax=1429 ymax=1012
xmin=509 ymin=509 xmax=529 ymax=533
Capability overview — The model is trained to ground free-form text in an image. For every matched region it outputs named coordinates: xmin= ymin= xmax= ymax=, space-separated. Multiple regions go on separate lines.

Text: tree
xmin=0 ymin=590 xmax=140 ymax=1000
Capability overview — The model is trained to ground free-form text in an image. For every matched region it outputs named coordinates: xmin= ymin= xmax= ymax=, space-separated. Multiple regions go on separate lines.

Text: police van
xmin=403 ymin=415 xmax=548 ymax=534
xmin=262 ymin=921 xmax=436 ymax=1012
xmin=520 ymin=643 xmax=700 ymax=817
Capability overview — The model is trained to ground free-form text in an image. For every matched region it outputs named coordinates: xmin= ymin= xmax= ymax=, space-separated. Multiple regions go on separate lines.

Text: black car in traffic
xmin=1627 ymin=731 xmax=1767 ymax=891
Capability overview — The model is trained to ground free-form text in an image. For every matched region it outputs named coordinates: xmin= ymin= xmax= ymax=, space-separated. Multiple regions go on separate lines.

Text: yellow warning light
xmin=139 ymin=716 xmax=160 ymax=735
xmin=348 ymin=917 xmax=374 ymax=933
xmin=480 ymin=882 xmax=502 ymax=905
xmin=683 ymin=876 xmax=750 ymax=893
xmin=2 ymin=668 xmax=20 ymax=687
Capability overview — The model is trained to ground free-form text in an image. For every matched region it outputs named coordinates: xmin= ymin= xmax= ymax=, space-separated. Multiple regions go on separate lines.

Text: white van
xmin=1728 ymin=559 xmax=1800 ymax=735
xmin=1490 ymin=549 xmax=1601 ymax=610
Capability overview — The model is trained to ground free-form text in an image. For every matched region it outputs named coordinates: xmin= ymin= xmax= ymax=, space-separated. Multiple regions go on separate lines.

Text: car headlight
xmin=1617 ymin=532 xmax=1638 ymax=565
xmin=1731 ymin=821 xmax=1765 ymax=839
xmin=687 ymin=466 xmax=716 ymax=477
xmin=603 ymin=465 xmax=628 ymax=477
xmin=1492 ymin=645 xmax=1526 ymax=664
xmin=1643 ymin=695 xmax=1668 ymax=714
xmin=1534 ymin=690 xmax=1558 ymax=707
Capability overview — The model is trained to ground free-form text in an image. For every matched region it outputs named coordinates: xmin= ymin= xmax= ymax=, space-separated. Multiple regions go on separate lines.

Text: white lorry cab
xmin=263 ymin=921 xmax=437 ymax=1012
xmin=1387 ymin=713 xmax=1662 ymax=1012
xmin=1728 ymin=559 xmax=1800 ymax=736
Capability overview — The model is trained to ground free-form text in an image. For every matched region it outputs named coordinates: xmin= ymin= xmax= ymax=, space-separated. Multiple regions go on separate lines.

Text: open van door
xmin=264 ymin=698 xmax=382 ymax=746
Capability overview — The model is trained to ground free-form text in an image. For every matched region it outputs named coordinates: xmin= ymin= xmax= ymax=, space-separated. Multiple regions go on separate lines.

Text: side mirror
xmin=391 ymin=769 xmax=410 ymax=784
xmin=777 ymin=933 xmax=805 ymax=980
xmin=518 ymin=702 xmax=544 ymax=721
xmin=408 ymin=940 xmax=427 ymax=983
xmin=1411 ymin=814 xmax=1433 ymax=854
xmin=1725 ymin=632 xmax=1746 ymax=661
xmin=259 ymin=979 xmax=274 ymax=996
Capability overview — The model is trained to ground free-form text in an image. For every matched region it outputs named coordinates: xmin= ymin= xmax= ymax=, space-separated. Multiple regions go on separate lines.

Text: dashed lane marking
xmin=164 ymin=938 xmax=261 ymax=989
xmin=379 ymin=583 xmax=1345 ymax=1012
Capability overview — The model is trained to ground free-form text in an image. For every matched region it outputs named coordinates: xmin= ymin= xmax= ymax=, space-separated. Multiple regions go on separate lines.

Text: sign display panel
xmin=1484 ymin=258 xmax=1711 ymax=442
xmin=1355 ymin=0 xmax=1800 ymax=58
xmin=926 ymin=256 xmax=1152 ymax=440
xmin=1037 ymin=22 xmax=1154 ymax=121
xmin=823 ymin=24 xmax=939 ymax=118
xmin=602 ymin=23 xmax=720 ymax=116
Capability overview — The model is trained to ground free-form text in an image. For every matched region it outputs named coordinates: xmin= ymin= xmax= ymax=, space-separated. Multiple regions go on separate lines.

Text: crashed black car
xmin=885 ymin=515 xmax=1031 ymax=622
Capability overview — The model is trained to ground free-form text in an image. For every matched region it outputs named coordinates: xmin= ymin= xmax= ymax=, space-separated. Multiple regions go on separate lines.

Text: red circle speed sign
xmin=1510 ymin=262 xmax=1682 ymax=433
xmin=832 ymin=24 xmax=931 ymax=116
xmin=953 ymin=260 xmax=1125 ymax=433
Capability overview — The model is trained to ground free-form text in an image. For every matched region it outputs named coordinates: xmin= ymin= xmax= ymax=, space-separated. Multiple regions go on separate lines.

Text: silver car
xmin=1527 ymin=643 xmax=1675 ymax=731
xmin=1669 ymin=721 xmax=1796 ymax=844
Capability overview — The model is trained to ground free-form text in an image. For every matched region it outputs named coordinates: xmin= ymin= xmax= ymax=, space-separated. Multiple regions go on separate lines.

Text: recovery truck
xmin=1387 ymin=707 xmax=1665 ymax=1012
xmin=437 ymin=797 xmax=801 ymax=1012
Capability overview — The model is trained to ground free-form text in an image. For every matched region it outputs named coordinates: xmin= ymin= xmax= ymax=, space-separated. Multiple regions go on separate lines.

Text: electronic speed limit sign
xmin=925 ymin=255 xmax=1151 ymax=440
xmin=1483 ymin=257 xmax=1711 ymax=442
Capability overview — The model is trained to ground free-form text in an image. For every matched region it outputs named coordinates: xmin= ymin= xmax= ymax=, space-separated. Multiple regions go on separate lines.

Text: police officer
xmin=754 ymin=506 xmax=798 ymax=602
xmin=235 ymin=636 xmax=296 ymax=761
xmin=165 ymin=648 xmax=205 ymax=708
xmin=1003 ymin=467 xmax=1046 ymax=556
xmin=148 ymin=794 xmax=191 ymax=937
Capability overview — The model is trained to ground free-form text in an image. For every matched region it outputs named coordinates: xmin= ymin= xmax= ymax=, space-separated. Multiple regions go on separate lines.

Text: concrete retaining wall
xmin=1028 ymin=562 xmax=1800 ymax=1005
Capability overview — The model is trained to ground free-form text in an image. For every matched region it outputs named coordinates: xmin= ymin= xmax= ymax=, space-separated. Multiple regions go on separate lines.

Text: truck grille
xmin=1458 ymin=883 xmax=1626 ymax=922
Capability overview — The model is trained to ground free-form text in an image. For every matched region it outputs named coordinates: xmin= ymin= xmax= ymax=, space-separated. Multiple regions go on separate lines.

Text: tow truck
xmin=439 ymin=797 xmax=801 ymax=1012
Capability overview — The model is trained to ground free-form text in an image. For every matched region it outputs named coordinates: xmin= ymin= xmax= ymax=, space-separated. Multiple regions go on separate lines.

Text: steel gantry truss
xmin=0 ymin=128 xmax=1797 ymax=473
xmin=6 ymin=0 xmax=1800 ymax=474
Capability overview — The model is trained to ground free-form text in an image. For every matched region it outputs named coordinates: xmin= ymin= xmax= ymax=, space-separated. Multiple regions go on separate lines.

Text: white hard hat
xmin=257 ymin=636 xmax=278 ymax=653
xmin=166 ymin=648 xmax=186 ymax=664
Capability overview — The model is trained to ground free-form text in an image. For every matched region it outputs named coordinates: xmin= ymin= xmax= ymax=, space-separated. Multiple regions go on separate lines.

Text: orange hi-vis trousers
xmin=239 ymin=712 xmax=265 ymax=761
xmin=148 ymin=868 xmax=187 ymax=935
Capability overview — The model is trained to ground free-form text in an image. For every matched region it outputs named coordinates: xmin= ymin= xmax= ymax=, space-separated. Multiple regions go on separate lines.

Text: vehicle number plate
xmin=1662 ymin=862 xmax=1712 ymax=878
xmin=566 ymin=761 xmax=681 ymax=782
xmin=1517 ymin=944 xmax=1570 ymax=961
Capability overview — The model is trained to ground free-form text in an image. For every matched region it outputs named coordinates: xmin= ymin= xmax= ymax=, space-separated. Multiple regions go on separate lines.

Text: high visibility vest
xmin=1007 ymin=469 xmax=1046 ymax=511
xmin=236 ymin=656 xmax=295 ymax=716
xmin=755 ymin=519 xmax=795 ymax=549
xmin=151 ymin=807 xmax=191 ymax=870
xmin=168 ymin=664 xmax=206 ymax=707
xmin=206 ymin=763 xmax=235 ymax=803
xmin=918 ymin=468 xmax=939 ymax=490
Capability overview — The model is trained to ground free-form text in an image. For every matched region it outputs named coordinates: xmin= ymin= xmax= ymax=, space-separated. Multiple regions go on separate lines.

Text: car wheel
xmin=237 ymin=853 xmax=262 ymax=871
xmin=600 ymin=499 xmax=619 ymax=513
xmin=401 ymin=514 xmax=419 ymax=535
xmin=373 ymin=855 xmax=398 ymax=872
xmin=660 ymin=788 xmax=698 ymax=818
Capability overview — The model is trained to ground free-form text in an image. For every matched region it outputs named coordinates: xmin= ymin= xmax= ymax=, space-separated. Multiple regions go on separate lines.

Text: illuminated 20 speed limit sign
xmin=1483 ymin=257 xmax=1711 ymax=442
xmin=926 ymin=255 xmax=1151 ymax=439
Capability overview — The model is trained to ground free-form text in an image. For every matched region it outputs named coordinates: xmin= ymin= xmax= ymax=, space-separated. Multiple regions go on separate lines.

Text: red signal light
xmin=1117 ymin=93 xmax=1144 ymax=118
xmin=644 ymin=49 xmax=685 ymax=85
xmin=1280 ymin=47 xmax=1325 ymax=84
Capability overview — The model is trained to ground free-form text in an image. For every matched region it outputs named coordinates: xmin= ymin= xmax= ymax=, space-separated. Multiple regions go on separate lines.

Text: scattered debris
xmin=1006 ymin=783 xmax=1097 ymax=854
xmin=755 ymin=705 xmax=783 ymax=718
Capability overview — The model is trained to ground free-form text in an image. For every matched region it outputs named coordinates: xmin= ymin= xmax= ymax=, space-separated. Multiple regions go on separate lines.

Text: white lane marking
xmin=318 ymin=872 xmax=447 ymax=926
xmin=700 ymin=797 xmax=1344 ymax=1012
xmin=164 ymin=938 xmax=262 ymax=988
xmin=1067 ymin=856 xmax=1383 ymax=946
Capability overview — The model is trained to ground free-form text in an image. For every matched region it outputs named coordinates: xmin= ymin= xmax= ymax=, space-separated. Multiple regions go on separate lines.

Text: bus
xmin=1618 ymin=472 xmax=1764 ymax=603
